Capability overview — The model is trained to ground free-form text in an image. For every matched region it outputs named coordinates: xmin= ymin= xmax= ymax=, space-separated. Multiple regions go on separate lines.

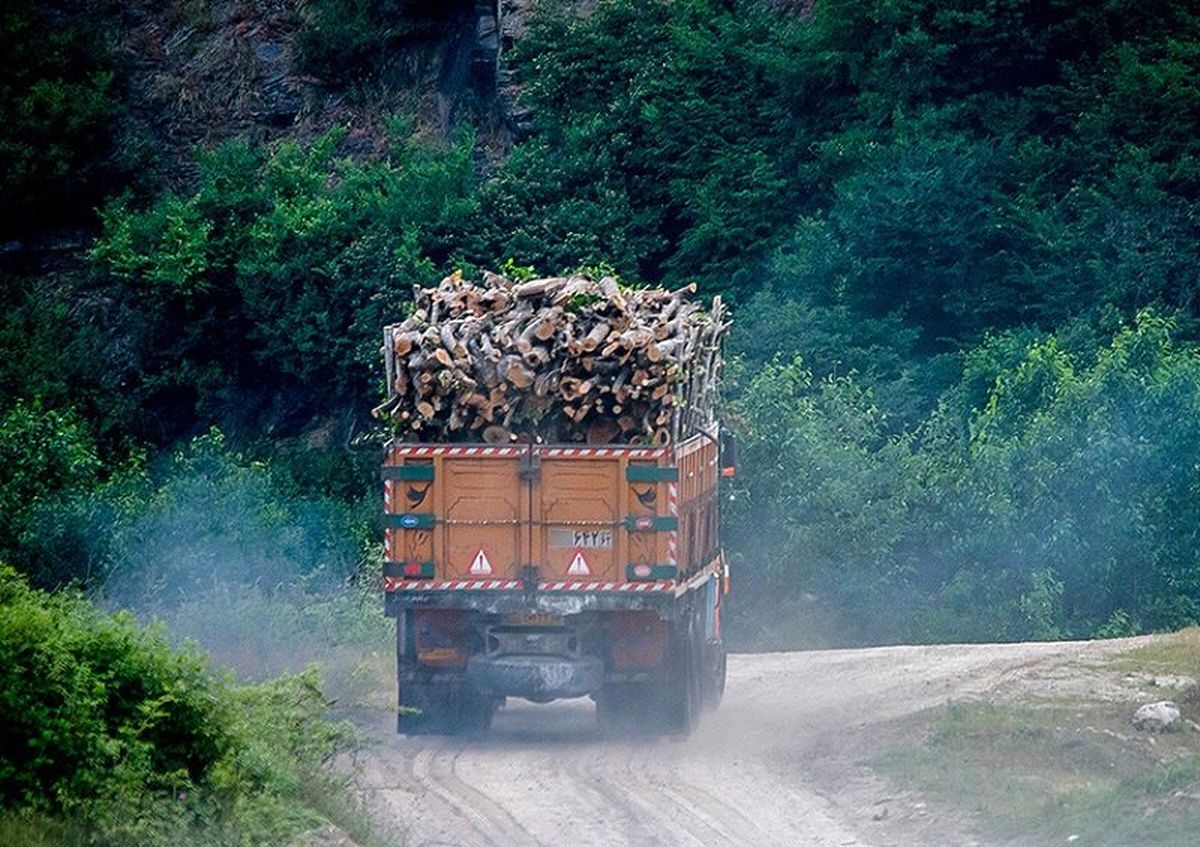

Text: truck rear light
xmin=403 ymin=561 xmax=435 ymax=578
xmin=606 ymin=612 xmax=667 ymax=670
xmin=626 ymin=564 xmax=677 ymax=581
xmin=383 ymin=560 xmax=435 ymax=579
xmin=414 ymin=610 xmax=468 ymax=666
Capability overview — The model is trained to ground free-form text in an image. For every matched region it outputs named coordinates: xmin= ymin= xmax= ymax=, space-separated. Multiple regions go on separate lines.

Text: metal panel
xmin=533 ymin=454 xmax=622 ymax=581
xmin=438 ymin=456 xmax=524 ymax=580
xmin=625 ymin=464 xmax=679 ymax=482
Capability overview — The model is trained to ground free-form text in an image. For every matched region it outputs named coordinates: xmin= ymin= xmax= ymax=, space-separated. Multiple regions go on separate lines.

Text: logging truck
xmin=379 ymin=274 xmax=732 ymax=734
xmin=382 ymin=432 xmax=733 ymax=734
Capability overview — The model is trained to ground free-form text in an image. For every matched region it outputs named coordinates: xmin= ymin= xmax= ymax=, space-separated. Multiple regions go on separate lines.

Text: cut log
xmin=482 ymin=425 xmax=511 ymax=444
xmin=586 ymin=417 xmax=619 ymax=445
xmin=379 ymin=271 xmax=727 ymax=444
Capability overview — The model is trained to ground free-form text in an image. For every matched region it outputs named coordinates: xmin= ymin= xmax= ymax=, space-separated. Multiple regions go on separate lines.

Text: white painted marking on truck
xmin=469 ymin=548 xmax=493 ymax=575
xmin=567 ymin=551 xmax=591 ymax=576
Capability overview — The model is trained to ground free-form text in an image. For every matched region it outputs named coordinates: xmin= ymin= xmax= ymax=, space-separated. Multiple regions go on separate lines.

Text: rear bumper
xmin=466 ymin=654 xmax=604 ymax=701
xmin=385 ymin=586 xmax=675 ymax=617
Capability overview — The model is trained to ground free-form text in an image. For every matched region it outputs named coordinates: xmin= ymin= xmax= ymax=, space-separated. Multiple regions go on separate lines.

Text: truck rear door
xmin=384 ymin=444 xmax=674 ymax=584
xmin=385 ymin=445 xmax=527 ymax=583
xmin=532 ymin=448 xmax=678 ymax=584
xmin=530 ymin=451 xmax=623 ymax=583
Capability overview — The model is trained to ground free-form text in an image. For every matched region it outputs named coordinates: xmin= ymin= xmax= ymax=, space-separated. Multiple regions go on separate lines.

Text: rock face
xmin=1132 ymin=700 xmax=1182 ymax=732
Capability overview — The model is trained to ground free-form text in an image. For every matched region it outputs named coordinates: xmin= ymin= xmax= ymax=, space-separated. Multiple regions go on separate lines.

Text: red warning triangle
xmin=567 ymin=551 xmax=591 ymax=576
xmin=469 ymin=548 xmax=493 ymax=575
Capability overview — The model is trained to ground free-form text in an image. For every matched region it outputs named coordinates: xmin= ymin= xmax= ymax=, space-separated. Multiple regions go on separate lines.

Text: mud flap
xmin=398 ymin=682 xmax=496 ymax=735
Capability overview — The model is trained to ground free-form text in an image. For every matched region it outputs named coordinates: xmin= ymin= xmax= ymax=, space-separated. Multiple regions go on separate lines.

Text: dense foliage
xmin=0 ymin=2 xmax=128 ymax=235
xmin=729 ymin=313 xmax=1200 ymax=645
xmin=8 ymin=429 xmax=375 ymax=595
xmin=4 ymin=0 xmax=1200 ymax=659
xmin=0 ymin=565 xmax=365 ymax=846
xmin=90 ymin=128 xmax=476 ymax=439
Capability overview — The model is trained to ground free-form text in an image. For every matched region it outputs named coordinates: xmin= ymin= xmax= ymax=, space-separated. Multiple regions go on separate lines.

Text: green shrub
xmin=725 ymin=355 xmax=926 ymax=644
xmin=730 ymin=312 xmax=1200 ymax=644
xmin=0 ymin=564 xmax=365 ymax=846
xmin=0 ymin=563 xmax=222 ymax=811
xmin=0 ymin=3 xmax=127 ymax=234
xmin=482 ymin=0 xmax=803 ymax=293
xmin=92 ymin=128 xmax=477 ymax=434
xmin=15 ymin=429 xmax=374 ymax=597
xmin=0 ymin=401 xmax=102 ymax=586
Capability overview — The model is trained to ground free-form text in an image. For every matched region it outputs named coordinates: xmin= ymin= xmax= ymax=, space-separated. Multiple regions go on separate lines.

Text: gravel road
xmin=354 ymin=638 xmax=1148 ymax=846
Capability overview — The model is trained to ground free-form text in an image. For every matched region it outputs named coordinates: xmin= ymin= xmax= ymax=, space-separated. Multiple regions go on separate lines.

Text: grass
xmin=1111 ymin=626 xmax=1200 ymax=676
xmin=0 ymin=813 xmax=88 ymax=847
xmin=872 ymin=630 xmax=1200 ymax=846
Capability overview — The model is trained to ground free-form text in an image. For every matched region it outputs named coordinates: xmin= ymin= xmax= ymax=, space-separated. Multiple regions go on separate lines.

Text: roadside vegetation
xmin=0 ymin=564 xmax=380 ymax=847
xmin=873 ymin=631 xmax=1200 ymax=846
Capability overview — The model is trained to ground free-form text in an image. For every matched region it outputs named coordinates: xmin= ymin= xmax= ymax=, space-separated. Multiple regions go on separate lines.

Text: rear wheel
xmin=397 ymin=614 xmax=494 ymax=735
xmin=702 ymin=641 xmax=727 ymax=711
xmin=595 ymin=683 xmax=649 ymax=732
xmin=659 ymin=618 xmax=701 ymax=736
xmin=398 ymin=682 xmax=495 ymax=735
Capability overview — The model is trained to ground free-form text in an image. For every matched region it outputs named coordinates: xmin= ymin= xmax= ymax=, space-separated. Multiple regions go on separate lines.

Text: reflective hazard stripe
xmin=666 ymin=481 xmax=678 ymax=568
xmin=382 ymin=578 xmax=676 ymax=592
xmin=383 ymin=479 xmax=394 ymax=561
xmin=388 ymin=444 xmax=670 ymax=460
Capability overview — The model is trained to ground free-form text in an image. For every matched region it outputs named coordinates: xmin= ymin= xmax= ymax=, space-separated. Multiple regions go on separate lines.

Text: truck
xmin=381 ymin=428 xmax=734 ymax=734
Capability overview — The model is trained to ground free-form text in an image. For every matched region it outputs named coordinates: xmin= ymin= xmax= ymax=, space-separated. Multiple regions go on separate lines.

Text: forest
xmin=2 ymin=0 xmax=1200 ymax=841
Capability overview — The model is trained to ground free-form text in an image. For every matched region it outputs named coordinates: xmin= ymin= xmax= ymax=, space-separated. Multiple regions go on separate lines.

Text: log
xmin=503 ymin=357 xmax=534 ymax=389
xmin=376 ymin=271 xmax=727 ymax=444
xmin=483 ymin=425 xmax=511 ymax=444
xmin=587 ymin=417 xmax=619 ymax=445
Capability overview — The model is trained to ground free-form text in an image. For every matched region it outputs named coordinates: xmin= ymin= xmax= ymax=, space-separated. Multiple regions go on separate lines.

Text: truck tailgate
xmin=384 ymin=444 xmax=679 ymax=584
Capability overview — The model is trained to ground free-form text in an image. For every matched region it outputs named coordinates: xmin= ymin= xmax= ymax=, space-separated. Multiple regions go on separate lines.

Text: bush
xmin=725 ymin=356 xmax=925 ymax=645
xmin=16 ymin=429 xmax=375 ymax=598
xmin=0 ymin=564 xmax=222 ymax=811
xmin=482 ymin=0 xmax=803 ymax=294
xmin=728 ymin=312 xmax=1200 ymax=645
xmin=0 ymin=564 xmax=365 ymax=846
xmin=0 ymin=3 xmax=127 ymax=234
xmin=91 ymin=128 xmax=477 ymax=436
xmin=0 ymin=401 xmax=102 ymax=586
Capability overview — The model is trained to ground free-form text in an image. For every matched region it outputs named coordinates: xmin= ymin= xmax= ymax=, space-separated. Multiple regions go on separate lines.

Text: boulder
xmin=1132 ymin=700 xmax=1182 ymax=732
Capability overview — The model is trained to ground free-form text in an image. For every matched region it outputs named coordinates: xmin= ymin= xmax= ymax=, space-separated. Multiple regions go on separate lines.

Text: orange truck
xmin=381 ymin=430 xmax=734 ymax=734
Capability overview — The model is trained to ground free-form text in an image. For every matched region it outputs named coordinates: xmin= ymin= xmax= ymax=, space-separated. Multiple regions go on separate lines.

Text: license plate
xmin=551 ymin=528 xmax=613 ymax=548
xmin=506 ymin=612 xmax=563 ymax=627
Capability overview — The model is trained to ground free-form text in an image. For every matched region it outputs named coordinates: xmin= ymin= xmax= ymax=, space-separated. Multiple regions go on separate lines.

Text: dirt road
xmin=354 ymin=638 xmax=1148 ymax=846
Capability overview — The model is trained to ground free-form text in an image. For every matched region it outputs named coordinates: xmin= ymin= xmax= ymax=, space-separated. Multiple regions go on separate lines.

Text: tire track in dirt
xmin=425 ymin=741 xmax=544 ymax=847
xmin=408 ymin=739 xmax=544 ymax=844
xmin=357 ymin=637 xmax=1155 ymax=847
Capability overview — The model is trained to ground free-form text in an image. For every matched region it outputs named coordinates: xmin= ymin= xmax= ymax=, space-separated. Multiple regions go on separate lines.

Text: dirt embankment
xmin=351 ymin=637 xmax=1157 ymax=846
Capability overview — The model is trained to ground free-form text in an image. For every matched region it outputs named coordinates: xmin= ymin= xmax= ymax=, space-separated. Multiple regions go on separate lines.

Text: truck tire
xmin=397 ymin=682 xmax=434 ymax=734
xmin=702 ymin=641 xmax=727 ymax=711
xmin=398 ymin=683 xmax=495 ymax=735
xmin=658 ymin=618 xmax=700 ymax=735
xmin=595 ymin=683 xmax=638 ymax=732
xmin=713 ymin=646 xmax=727 ymax=704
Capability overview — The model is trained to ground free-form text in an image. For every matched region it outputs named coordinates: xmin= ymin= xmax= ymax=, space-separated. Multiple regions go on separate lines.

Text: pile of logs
xmin=373 ymin=271 xmax=728 ymax=445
